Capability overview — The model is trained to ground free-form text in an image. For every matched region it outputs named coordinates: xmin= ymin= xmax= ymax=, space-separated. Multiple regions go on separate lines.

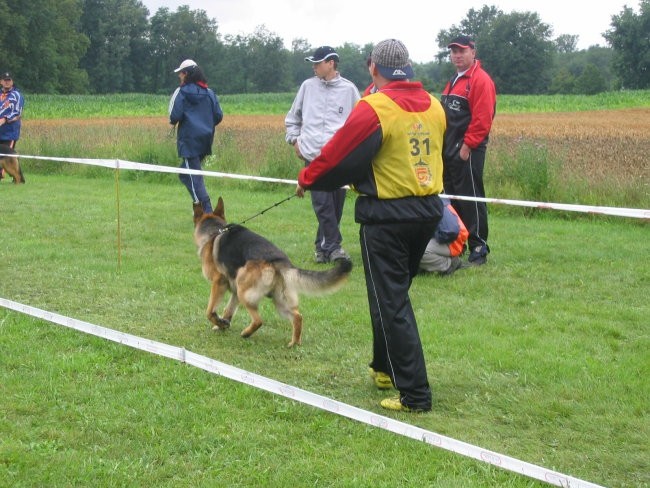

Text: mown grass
xmin=2 ymin=92 xmax=648 ymax=487
xmin=25 ymin=89 xmax=650 ymax=118
xmin=1 ymin=173 xmax=648 ymax=487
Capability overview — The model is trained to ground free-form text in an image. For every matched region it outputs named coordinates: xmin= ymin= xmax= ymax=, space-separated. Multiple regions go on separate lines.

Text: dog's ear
xmin=214 ymin=197 xmax=226 ymax=220
xmin=192 ymin=202 xmax=204 ymax=225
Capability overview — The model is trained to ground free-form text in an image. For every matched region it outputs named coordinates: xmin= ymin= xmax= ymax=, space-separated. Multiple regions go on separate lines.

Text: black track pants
xmin=360 ymin=220 xmax=438 ymax=410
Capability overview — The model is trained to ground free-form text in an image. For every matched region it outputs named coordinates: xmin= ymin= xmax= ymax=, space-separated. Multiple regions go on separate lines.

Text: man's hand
xmin=460 ymin=143 xmax=471 ymax=161
xmin=295 ymin=184 xmax=305 ymax=198
xmin=293 ymin=142 xmax=303 ymax=159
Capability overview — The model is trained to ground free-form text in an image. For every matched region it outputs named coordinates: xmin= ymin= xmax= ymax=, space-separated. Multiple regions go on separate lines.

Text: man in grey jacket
xmin=285 ymin=46 xmax=360 ymax=263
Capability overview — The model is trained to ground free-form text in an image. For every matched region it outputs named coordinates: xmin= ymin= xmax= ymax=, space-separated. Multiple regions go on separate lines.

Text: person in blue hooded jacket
xmin=169 ymin=59 xmax=223 ymax=213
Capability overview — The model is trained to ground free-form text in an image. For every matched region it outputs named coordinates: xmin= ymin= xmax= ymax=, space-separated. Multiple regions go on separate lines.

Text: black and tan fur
xmin=0 ymin=144 xmax=25 ymax=184
xmin=193 ymin=197 xmax=352 ymax=347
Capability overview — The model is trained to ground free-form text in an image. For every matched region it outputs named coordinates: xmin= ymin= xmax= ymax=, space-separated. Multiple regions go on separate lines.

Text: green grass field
xmin=1 ymin=171 xmax=648 ymax=487
xmin=26 ymin=89 xmax=650 ymax=118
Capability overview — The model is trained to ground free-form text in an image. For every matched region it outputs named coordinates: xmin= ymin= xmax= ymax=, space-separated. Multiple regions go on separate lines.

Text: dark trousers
xmin=360 ymin=220 xmax=438 ymax=410
xmin=443 ymin=148 xmax=489 ymax=251
xmin=179 ymin=156 xmax=212 ymax=213
xmin=311 ymin=188 xmax=346 ymax=255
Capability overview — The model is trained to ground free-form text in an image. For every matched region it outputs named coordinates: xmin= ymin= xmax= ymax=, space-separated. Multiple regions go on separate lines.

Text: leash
xmin=238 ymin=194 xmax=297 ymax=226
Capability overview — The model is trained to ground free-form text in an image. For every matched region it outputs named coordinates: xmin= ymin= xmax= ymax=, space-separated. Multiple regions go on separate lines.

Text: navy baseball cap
xmin=305 ymin=46 xmax=339 ymax=63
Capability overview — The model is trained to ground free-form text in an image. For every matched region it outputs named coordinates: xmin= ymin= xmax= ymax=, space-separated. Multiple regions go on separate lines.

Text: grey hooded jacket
xmin=285 ymin=73 xmax=360 ymax=162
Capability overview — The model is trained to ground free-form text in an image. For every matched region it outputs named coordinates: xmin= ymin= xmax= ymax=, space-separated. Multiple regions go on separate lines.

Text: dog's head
xmin=193 ymin=197 xmax=229 ymax=248
xmin=193 ymin=196 xmax=227 ymax=226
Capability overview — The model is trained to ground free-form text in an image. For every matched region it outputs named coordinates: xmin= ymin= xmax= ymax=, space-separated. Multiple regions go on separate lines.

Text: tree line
xmin=2 ymin=0 xmax=648 ymax=96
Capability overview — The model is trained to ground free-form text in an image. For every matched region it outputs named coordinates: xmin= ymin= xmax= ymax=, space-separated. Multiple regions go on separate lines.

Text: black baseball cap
xmin=1 ymin=72 xmax=12 ymax=80
xmin=447 ymin=35 xmax=475 ymax=49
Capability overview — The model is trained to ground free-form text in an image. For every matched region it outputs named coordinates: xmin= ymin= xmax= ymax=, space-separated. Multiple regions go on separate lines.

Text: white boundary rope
xmin=1 ymin=297 xmax=605 ymax=488
xmin=4 ymin=152 xmax=649 ymax=220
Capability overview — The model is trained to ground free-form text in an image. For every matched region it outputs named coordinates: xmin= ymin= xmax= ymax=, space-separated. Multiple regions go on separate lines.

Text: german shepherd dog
xmin=193 ymin=197 xmax=352 ymax=347
xmin=0 ymin=144 xmax=25 ymax=183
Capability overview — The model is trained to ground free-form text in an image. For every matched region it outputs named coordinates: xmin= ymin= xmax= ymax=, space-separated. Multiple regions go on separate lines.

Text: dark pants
xmin=360 ymin=220 xmax=438 ymax=410
xmin=443 ymin=148 xmax=489 ymax=252
xmin=0 ymin=139 xmax=16 ymax=148
xmin=179 ymin=156 xmax=212 ymax=213
xmin=311 ymin=188 xmax=346 ymax=256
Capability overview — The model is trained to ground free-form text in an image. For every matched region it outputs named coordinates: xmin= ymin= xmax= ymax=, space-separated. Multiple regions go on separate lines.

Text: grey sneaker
xmin=314 ymin=251 xmax=328 ymax=264
xmin=328 ymin=248 xmax=351 ymax=262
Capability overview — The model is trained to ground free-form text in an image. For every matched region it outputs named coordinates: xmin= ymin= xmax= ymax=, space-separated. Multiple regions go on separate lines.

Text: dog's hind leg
xmin=236 ymin=264 xmax=274 ymax=339
xmin=239 ymin=306 xmax=264 ymax=339
xmin=288 ymin=311 xmax=303 ymax=348
xmin=238 ymin=286 xmax=265 ymax=339
xmin=273 ymin=289 xmax=303 ymax=347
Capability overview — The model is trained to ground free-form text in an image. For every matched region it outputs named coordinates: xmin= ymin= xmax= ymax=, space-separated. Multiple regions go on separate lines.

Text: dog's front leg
xmin=220 ymin=289 xmax=239 ymax=326
xmin=206 ymin=276 xmax=230 ymax=330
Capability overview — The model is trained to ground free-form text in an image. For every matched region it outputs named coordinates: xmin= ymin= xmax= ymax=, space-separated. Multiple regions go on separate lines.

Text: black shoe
xmin=314 ymin=251 xmax=328 ymax=264
xmin=328 ymin=248 xmax=350 ymax=262
xmin=467 ymin=245 xmax=488 ymax=266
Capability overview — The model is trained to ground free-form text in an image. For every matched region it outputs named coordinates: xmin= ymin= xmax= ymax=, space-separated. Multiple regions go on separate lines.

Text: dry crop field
xmin=490 ymin=108 xmax=649 ymax=185
xmin=26 ymin=108 xmax=650 ymax=184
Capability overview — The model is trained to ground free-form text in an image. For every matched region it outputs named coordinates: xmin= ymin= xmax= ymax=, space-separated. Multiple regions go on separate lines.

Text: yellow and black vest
xmin=361 ymin=92 xmax=445 ymax=199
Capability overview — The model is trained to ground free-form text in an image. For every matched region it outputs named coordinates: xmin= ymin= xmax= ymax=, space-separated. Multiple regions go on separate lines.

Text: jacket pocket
xmin=443 ymin=139 xmax=463 ymax=161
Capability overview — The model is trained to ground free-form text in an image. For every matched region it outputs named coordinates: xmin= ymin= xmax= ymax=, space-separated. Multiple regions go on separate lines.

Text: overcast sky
xmin=141 ymin=0 xmax=630 ymax=63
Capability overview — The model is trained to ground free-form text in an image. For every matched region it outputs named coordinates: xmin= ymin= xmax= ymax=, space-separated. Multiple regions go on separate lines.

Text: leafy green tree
xmin=416 ymin=61 xmax=450 ymax=93
xmin=478 ymin=11 xmax=555 ymax=94
xmin=149 ymin=6 xmax=222 ymax=94
xmin=435 ymin=6 xmax=554 ymax=94
xmin=80 ymin=0 xmax=150 ymax=93
xmin=336 ymin=42 xmax=373 ymax=92
xmin=4 ymin=0 xmax=89 ymax=93
xmin=289 ymin=38 xmax=313 ymax=89
xmin=548 ymin=67 xmax=577 ymax=94
xmin=555 ymin=34 xmax=579 ymax=53
xmin=217 ymin=33 xmax=251 ymax=94
xmin=552 ymin=46 xmax=614 ymax=93
xmin=604 ymin=0 xmax=650 ymax=89
xmin=245 ymin=26 xmax=291 ymax=93
xmin=575 ymin=63 xmax=608 ymax=94
xmin=435 ymin=5 xmax=501 ymax=62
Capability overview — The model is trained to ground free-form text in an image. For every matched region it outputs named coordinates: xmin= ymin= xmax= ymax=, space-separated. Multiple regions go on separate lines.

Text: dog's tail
xmin=287 ymin=259 xmax=353 ymax=295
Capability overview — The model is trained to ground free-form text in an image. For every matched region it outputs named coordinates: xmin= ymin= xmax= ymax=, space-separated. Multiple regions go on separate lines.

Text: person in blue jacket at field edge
xmin=169 ymin=59 xmax=223 ymax=213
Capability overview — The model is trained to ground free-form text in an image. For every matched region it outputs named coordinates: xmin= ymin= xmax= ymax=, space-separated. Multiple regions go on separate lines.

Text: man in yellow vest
xmin=296 ymin=39 xmax=446 ymax=413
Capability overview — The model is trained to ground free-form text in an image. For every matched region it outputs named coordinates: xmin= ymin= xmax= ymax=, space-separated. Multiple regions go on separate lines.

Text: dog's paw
xmin=286 ymin=339 xmax=302 ymax=348
xmin=209 ymin=313 xmax=231 ymax=330
xmin=216 ymin=316 xmax=231 ymax=328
